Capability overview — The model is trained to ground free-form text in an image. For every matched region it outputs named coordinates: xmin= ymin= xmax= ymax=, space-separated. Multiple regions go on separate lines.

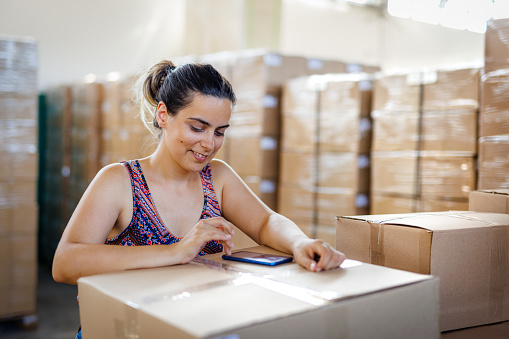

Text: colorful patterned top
xmin=104 ymin=160 xmax=223 ymax=255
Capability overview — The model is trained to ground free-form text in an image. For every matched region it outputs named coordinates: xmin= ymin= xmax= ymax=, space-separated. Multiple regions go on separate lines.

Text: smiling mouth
xmin=191 ymin=150 xmax=208 ymax=159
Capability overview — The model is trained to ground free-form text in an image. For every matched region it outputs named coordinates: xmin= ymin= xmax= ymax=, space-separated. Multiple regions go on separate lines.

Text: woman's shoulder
xmin=209 ymin=159 xmax=236 ymax=178
xmin=91 ymin=162 xmax=132 ymax=190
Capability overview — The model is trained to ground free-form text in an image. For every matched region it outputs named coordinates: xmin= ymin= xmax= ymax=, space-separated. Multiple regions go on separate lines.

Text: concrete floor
xmin=0 ymin=265 xmax=80 ymax=339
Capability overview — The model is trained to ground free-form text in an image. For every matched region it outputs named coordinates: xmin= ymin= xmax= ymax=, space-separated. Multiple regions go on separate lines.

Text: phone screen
xmin=222 ymin=251 xmax=293 ymax=266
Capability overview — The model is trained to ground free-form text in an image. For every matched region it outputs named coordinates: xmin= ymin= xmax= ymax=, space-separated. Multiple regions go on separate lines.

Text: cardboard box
xmin=485 ymin=18 xmax=509 ymax=73
xmin=78 ymin=246 xmax=439 ymax=339
xmin=371 ymin=109 xmax=477 ymax=153
xmin=336 ymin=211 xmax=509 ymax=331
xmin=422 ymin=68 xmax=480 ymax=111
xmin=480 ymin=69 xmax=509 ymax=138
xmin=373 ymin=73 xmax=421 ymax=113
xmin=371 ymin=153 xmax=475 ymax=199
xmin=478 ymin=135 xmax=509 ymax=190
xmin=281 ymin=74 xmax=373 ymax=154
xmin=370 ymin=194 xmax=468 ymax=214
xmin=469 ymin=189 xmax=509 ymax=214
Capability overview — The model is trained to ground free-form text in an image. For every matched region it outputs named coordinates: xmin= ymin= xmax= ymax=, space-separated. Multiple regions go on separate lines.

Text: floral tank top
xmin=105 ymin=160 xmax=223 ymax=255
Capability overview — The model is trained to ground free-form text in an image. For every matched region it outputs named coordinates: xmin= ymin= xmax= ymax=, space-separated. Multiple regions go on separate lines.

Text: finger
xmin=206 ymin=217 xmax=235 ymax=236
xmin=221 ymin=239 xmax=234 ymax=255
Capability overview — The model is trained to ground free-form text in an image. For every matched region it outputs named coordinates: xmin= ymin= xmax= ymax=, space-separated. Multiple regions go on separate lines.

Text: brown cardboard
xmin=228 ymin=135 xmax=279 ymax=178
xmin=480 ymin=69 xmax=509 ymax=137
xmin=469 ymin=189 xmax=509 ymax=213
xmin=372 ymin=73 xmax=421 ymax=113
xmin=485 ymin=18 xmax=509 ymax=73
xmin=78 ymin=246 xmax=439 ymax=339
xmin=478 ymin=135 xmax=509 ymax=190
xmin=372 ymin=109 xmax=477 ymax=153
xmin=370 ymin=194 xmax=468 ymax=214
xmin=279 ymin=151 xmax=369 ymax=191
xmin=336 ymin=211 xmax=509 ymax=331
xmin=281 ymin=74 xmax=373 ymax=154
xmin=371 ymin=153 xmax=476 ymax=199
xmin=422 ymin=68 xmax=480 ymax=111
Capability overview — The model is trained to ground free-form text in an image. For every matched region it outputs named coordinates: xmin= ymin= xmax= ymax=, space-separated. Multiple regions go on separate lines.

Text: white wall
xmin=279 ymin=0 xmax=484 ymax=70
xmin=0 ymin=0 xmax=187 ymax=89
xmin=0 ymin=0 xmax=485 ymax=90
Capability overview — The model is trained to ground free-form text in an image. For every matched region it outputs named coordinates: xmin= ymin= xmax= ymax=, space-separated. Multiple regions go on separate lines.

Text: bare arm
xmin=52 ymin=164 xmax=233 ymax=285
xmin=212 ymin=160 xmax=345 ymax=271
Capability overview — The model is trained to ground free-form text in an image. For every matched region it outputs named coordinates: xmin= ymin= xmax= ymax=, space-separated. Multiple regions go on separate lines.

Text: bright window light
xmin=387 ymin=0 xmax=509 ymax=33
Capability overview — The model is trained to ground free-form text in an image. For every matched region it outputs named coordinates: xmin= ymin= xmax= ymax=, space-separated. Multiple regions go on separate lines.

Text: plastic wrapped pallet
xmin=371 ymin=68 xmax=480 ymax=213
xmin=223 ymin=50 xmax=356 ymax=210
xmin=0 ymin=36 xmax=38 ymax=324
xmin=101 ymin=76 xmax=156 ymax=167
xmin=278 ymin=73 xmax=373 ymax=245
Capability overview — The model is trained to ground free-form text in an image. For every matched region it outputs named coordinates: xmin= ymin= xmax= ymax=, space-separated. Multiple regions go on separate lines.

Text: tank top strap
xmin=200 ymin=163 xmax=222 ymax=218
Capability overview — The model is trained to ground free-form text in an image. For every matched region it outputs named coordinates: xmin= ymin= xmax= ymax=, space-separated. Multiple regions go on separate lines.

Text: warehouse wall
xmin=0 ymin=0 xmax=484 ymax=90
xmin=279 ymin=0 xmax=484 ymax=69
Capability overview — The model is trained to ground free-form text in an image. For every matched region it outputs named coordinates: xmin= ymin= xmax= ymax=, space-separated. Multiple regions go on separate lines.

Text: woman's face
xmin=158 ymin=94 xmax=232 ymax=172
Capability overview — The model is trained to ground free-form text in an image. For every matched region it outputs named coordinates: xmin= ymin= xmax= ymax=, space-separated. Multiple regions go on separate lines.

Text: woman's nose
xmin=201 ymin=131 xmax=215 ymax=150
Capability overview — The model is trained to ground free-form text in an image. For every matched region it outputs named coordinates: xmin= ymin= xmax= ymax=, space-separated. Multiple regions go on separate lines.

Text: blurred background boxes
xmin=0 ymin=36 xmax=38 ymax=323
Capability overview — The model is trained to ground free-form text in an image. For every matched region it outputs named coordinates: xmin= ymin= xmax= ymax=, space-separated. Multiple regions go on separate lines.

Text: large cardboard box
xmin=469 ymin=189 xmax=509 ymax=214
xmin=78 ymin=246 xmax=439 ymax=339
xmin=478 ymin=135 xmax=509 ymax=190
xmin=336 ymin=211 xmax=509 ymax=331
xmin=371 ymin=109 xmax=477 ymax=153
xmin=371 ymin=153 xmax=475 ymax=199
xmin=480 ymin=69 xmax=509 ymax=137
xmin=485 ymin=18 xmax=509 ymax=73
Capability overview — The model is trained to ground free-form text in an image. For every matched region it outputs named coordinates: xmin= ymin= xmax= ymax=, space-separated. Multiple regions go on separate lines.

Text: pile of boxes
xmin=0 ymin=36 xmax=38 ymax=323
xmin=478 ymin=18 xmax=509 ymax=190
xmin=213 ymin=50 xmax=375 ymax=210
xmin=278 ymin=73 xmax=373 ymax=244
xmin=370 ymin=67 xmax=479 ymax=213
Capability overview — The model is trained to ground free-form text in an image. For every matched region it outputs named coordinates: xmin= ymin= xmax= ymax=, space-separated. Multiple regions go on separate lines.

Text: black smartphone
xmin=222 ymin=251 xmax=293 ymax=266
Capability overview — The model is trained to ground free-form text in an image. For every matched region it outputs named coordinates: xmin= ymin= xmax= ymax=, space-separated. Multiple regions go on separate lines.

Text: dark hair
xmin=136 ymin=60 xmax=236 ymax=135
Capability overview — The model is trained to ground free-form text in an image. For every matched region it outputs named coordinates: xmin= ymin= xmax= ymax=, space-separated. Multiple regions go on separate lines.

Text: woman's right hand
xmin=177 ymin=217 xmax=235 ymax=263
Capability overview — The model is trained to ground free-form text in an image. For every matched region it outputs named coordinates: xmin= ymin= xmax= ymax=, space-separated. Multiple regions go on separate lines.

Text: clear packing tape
xmin=132 ymin=257 xmax=363 ymax=310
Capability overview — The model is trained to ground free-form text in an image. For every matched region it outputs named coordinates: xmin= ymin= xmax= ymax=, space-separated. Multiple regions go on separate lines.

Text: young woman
xmin=52 ymin=61 xmax=346 ymax=288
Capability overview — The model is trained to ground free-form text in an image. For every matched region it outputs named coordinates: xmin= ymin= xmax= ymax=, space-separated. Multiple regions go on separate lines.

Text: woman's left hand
xmin=292 ymin=238 xmax=346 ymax=272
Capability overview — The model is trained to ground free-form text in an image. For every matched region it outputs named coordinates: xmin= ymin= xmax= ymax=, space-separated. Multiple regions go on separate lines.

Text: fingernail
xmin=310 ymin=262 xmax=316 ymax=271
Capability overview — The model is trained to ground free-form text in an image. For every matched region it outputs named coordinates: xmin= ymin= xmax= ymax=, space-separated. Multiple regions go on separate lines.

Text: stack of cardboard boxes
xmin=0 ymin=36 xmax=38 ymax=324
xmin=69 ymin=82 xmax=103 ymax=214
xmin=370 ymin=67 xmax=479 ymax=213
xmin=478 ymin=18 xmax=509 ymax=190
xmin=213 ymin=50 xmax=375 ymax=210
xmin=100 ymin=76 xmax=156 ymax=168
xmin=279 ymin=73 xmax=373 ymax=245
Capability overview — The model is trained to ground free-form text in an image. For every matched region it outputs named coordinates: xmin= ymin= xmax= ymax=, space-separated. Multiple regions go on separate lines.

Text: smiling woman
xmin=51 ymin=59 xmax=346 ymax=339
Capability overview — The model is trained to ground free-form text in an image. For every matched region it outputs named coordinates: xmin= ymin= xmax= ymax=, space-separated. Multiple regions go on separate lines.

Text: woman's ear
xmin=156 ymin=101 xmax=168 ymax=127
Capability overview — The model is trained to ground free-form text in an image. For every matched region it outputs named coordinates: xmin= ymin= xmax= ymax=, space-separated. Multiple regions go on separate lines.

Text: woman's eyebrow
xmin=188 ymin=117 xmax=229 ymax=129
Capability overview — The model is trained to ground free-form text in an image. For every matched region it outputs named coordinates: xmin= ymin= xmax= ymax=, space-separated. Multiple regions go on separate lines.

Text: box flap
xmin=338 ymin=211 xmax=509 ymax=232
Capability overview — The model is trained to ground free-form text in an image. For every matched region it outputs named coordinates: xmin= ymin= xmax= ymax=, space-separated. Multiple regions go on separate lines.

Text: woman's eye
xmin=190 ymin=126 xmax=203 ymax=132
xmin=215 ymin=130 xmax=225 ymax=137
